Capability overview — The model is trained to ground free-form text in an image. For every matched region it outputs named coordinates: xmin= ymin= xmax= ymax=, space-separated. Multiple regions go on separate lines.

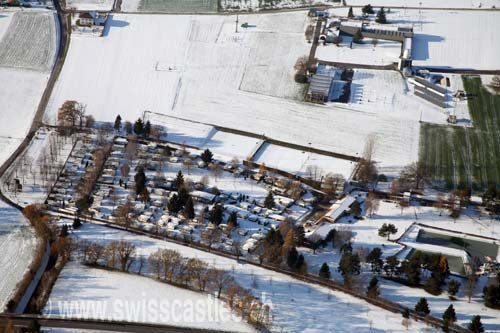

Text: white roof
xmin=323 ymin=196 xmax=356 ymax=222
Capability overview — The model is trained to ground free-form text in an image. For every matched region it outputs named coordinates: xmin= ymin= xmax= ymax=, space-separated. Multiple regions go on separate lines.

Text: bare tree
xmin=354 ymin=136 xmax=378 ymax=183
xmin=209 ymin=268 xmax=234 ymax=298
xmin=399 ymin=161 xmax=431 ymax=190
xmin=209 ymin=163 xmax=222 ymax=181
xmin=322 ymin=173 xmax=345 ymax=197
xmin=183 ymin=157 xmax=194 ymax=175
xmin=117 ymin=239 xmax=136 ymax=272
xmin=365 ymin=192 xmax=380 ymax=217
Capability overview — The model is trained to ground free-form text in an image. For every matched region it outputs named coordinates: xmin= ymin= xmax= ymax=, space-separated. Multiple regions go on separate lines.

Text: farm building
xmin=321 ymin=195 xmax=356 ymax=223
xmin=411 ymin=77 xmax=448 ymax=108
xmin=77 ymin=11 xmax=108 ymax=27
xmin=306 ymin=74 xmax=334 ymax=103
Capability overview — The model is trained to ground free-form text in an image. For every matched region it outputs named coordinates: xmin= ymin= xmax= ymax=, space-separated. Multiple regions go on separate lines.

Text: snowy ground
xmin=316 ymin=36 xmax=402 ymax=66
xmin=346 ymin=0 xmax=500 ymax=9
xmin=143 ymin=114 xmax=263 ymax=162
xmin=58 ymin=222 xmax=439 ymax=332
xmin=254 ymin=143 xmax=355 ymax=179
xmin=333 ymin=7 xmax=500 ymax=70
xmin=219 ymin=0 xmax=336 ymax=11
xmin=65 ymin=0 xmax=114 ymax=11
xmin=0 ymin=7 xmax=57 ymax=312
xmin=45 ymin=12 xmax=421 ymax=174
xmin=45 ymin=261 xmax=256 ymax=332
xmin=0 ymin=201 xmax=37 ymax=311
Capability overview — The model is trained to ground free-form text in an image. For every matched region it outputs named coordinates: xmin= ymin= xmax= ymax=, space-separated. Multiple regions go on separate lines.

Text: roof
xmin=79 ymin=12 xmax=93 ymax=19
xmin=190 ymin=190 xmax=216 ymax=202
xmin=323 ymin=196 xmax=356 ymax=222
xmin=309 ymin=74 xmax=334 ymax=96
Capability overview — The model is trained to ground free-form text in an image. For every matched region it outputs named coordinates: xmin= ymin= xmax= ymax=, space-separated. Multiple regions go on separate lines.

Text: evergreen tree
xmin=174 ymin=170 xmax=184 ymax=189
xmin=362 ymin=4 xmax=375 ymax=14
xmin=209 ymin=204 xmax=224 ymax=225
xmin=114 ymin=115 xmax=122 ymax=131
xmin=424 ymin=275 xmax=443 ymax=295
xmin=483 ymin=284 xmax=500 ymax=308
xmin=295 ymin=226 xmax=305 ymax=246
xmin=415 ymin=297 xmax=430 ymax=316
xmin=403 ymin=254 xmax=421 ymax=286
xmin=350 ymin=200 xmax=361 ymax=217
xmin=468 ymin=315 xmax=484 ymax=333
xmin=378 ymin=223 xmax=398 ymax=240
xmin=294 ymin=254 xmax=307 ymax=273
xmin=338 ymin=251 xmax=361 ymax=283
xmin=348 ymin=6 xmax=354 ymax=18
xmin=375 ymin=7 xmax=387 ymax=23
xmin=134 ymin=118 xmax=144 ymax=135
xmin=447 ymin=279 xmax=460 ymax=298
xmin=366 ymin=247 xmax=383 ymax=272
xmin=144 ymin=120 xmax=151 ymax=138
xmin=201 ymin=148 xmax=214 ymax=164
xmin=264 ymin=191 xmax=275 ymax=209
xmin=134 ymin=167 xmax=146 ymax=195
xmin=184 ymin=196 xmax=195 ymax=219
xmin=366 ymin=276 xmax=380 ymax=298
xmin=442 ymin=304 xmax=457 ymax=325
xmin=287 ymin=247 xmax=299 ymax=269
xmin=353 ymin=29 xmax=364 ymax=44
xmin=384 ymin=255 xmax=400 ymax=276
xmin=60 ymin=224 xmax=69 ymax=237
xmin=167 ymin=194 xmax=181 ymax=213
xmin=227 ymin=211 xmax=238 ymax=228
xmin=319 ymin=262 xmax=331 ymax=279
xmin=402 ymin=308 xmax=410 ymax=319
xmin=177 ymin=186 xmax=189 ymax=206
xmin=73 ymin=216 xmax=82 ymax=229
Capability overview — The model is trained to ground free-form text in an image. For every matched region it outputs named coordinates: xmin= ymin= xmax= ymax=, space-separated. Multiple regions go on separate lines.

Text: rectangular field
xmin=138 ymin=0 xmax=217 ymax=12
xmin=65 ymin=0 xmax=115 ymax=11
xmin=46 ymin=12 xmax=420 ymax=173
xmin=420 ymin=76 xmax=500 ymax=190
xmin=0 ymin=11 xmax=57 ymax=72
xmin=254 ymin=143 xmax=354 ymax=179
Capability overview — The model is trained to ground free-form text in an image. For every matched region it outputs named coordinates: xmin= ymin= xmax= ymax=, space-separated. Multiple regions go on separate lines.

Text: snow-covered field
xmin=254 ymin=143 xmax=355 ymax=179
xmin=59 ymin=222 xmax=439 ymax=332
xmin=316 ymin=36 xmax=401 ymax=66
xmin=46 ymin=12 xmax=420 ymax=173
xmin=143 ymin=115 xmax=263 ymax=162
xmin=45 ymin=261 xmax=256 ymax=332
xmin=65 ymin=0 xmax=114 ymax=11
xmin=0 ymin=201 xmax=37 ymax=310
xmin=328 ymin=8 xmax=500 ymax=70
xmin=121 ymin=0 xmax=217 ymax=12
xmin=0 ymin=7 xmax=57 ymax=311
xmin=0 ymin=10 xmax=56 ymax=71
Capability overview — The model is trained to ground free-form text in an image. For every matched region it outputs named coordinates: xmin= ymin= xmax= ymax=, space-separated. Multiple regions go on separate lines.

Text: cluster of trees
xmin=412 ymin=298 xmax=483 ymax=332
xmin=148 ymin=249 xmax=271 ymax=328
xmin=75 ymin=144 xmax=112 ymax=213
xmin=258 ymin=221 xmax=308 ymax=273
xmin=483 ymin=273 xmax=500 ymax=309
xmin=79 ymin=240 xmax=137 ymax=272
xmin=57 ymin=100 xmax=91 ymax=135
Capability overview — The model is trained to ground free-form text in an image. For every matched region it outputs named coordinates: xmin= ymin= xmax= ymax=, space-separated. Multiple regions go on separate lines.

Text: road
xmin=0 ymin=314 xmax=240 ymax=333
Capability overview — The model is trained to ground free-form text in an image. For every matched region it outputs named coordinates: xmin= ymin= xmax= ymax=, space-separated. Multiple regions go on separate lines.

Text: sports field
xmin=420 ymin=77 xmax=500 ymax=190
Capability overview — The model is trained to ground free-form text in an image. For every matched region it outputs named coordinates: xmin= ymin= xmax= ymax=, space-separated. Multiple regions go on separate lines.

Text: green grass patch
xmin=419 ymin=76 xmax=500 ymax=190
